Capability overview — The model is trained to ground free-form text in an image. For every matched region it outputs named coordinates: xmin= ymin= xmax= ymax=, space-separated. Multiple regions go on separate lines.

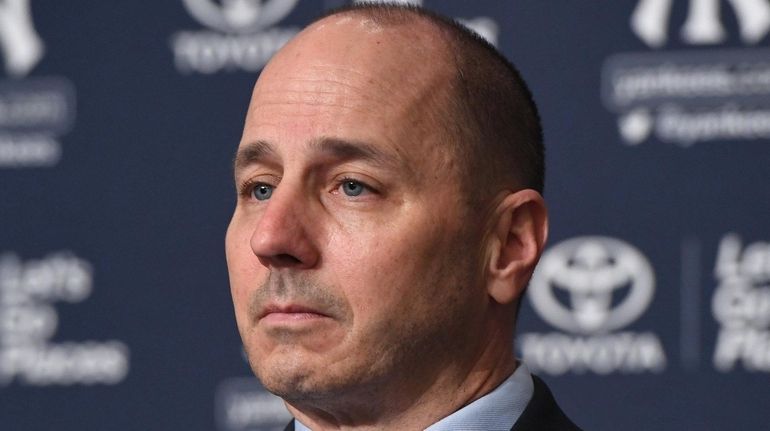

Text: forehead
xmin=238 ymin=14 xmax=458 ymax=166
xmin=279 ymin=14 xmax=452 ymax=86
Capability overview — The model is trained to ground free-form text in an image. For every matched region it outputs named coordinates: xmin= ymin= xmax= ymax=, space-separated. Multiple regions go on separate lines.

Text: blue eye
xmin=252 ymin=184 xmax=273 ymax=201
xmin=341 ymin=180 xmax=365 ymax=197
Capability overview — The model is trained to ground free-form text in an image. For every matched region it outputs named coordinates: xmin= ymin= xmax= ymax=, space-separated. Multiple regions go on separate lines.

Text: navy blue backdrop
xmin=1 ymin=1 xmax=769 ymax=430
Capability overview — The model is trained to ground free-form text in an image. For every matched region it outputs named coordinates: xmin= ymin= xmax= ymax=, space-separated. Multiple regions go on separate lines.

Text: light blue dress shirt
xmin=294 ymin=364 xmax=534 ymax=431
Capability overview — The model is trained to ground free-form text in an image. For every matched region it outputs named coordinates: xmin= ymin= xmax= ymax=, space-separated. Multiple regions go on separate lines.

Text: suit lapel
xmin=510 ymin=375 xmax=582 ymax=431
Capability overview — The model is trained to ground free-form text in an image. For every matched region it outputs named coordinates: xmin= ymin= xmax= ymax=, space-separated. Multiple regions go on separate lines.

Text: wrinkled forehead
xmin=247 ymin=14 xmax=457 ymax=125
xmin=272 ymin=14 xmax=451 ymax=83
xmin=239 ymin=14 xmax=460 ymax=172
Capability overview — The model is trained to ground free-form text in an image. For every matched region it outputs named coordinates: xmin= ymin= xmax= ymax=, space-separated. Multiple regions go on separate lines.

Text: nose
xmin=249 ymin=183 xmax=320 ymax=269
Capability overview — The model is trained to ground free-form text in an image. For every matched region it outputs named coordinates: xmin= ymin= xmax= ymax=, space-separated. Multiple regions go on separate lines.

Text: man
xmin=225 ymin=4 xmax=581 ymax=431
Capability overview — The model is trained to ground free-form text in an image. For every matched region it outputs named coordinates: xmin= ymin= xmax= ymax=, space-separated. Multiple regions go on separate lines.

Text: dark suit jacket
xmin=511 ymin=375 xmax=582 ymax=431
xmin=282 ymin=374 xmax=582 ymax=431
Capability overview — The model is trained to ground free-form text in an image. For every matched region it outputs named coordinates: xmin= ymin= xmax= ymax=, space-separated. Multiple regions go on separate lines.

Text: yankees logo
xmin=632 ymin=0 xmax=770 ymax=47
xmin=0 ymin=0 xmax=44 ymax=77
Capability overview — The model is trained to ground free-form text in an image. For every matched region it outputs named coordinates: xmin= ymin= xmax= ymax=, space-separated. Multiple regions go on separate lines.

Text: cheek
xmin=326 ymin=220 xmax=457 ymax=320
xmin=225 ymin=218 xmax=261 ymax=326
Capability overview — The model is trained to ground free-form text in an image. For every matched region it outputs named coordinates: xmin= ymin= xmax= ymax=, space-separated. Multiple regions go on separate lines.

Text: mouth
xmin=258 ymin=303 xmax=332 ymax=324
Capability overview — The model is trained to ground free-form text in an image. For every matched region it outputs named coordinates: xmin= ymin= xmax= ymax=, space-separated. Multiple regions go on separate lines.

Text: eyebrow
xmin=233 ymin=140 xmax=275 ymax=173
xmin=233 ymin=137 xmax=407 ymax=176
xmin=310 ymin=137 xmax=402 ymax=170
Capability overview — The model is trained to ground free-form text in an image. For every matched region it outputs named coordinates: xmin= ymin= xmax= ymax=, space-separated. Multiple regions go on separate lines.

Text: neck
xmin=284 ymin=322 xmax=516 ymax=431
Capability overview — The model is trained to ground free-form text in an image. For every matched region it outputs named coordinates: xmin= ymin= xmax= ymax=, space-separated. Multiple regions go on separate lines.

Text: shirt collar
xmin=294 ymin=364 xmax=534 ymax=431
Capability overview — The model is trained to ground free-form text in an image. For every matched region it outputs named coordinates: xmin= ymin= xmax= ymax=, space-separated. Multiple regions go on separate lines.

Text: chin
xmin=259 ymin=370 xmax=336 ymax=403
xmin=256 ymin=356 xmax=374 ymax=407
xmin=253 ymin=352 xmax=326 ymax=399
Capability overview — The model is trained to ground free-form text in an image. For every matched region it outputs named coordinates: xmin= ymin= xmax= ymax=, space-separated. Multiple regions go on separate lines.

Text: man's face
xmin=226 ymin=18 xmax=489 ymax=406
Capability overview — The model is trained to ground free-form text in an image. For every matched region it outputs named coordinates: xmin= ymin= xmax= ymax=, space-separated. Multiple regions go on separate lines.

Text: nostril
xmin=275 ymin=253 xmax=302 ymax=265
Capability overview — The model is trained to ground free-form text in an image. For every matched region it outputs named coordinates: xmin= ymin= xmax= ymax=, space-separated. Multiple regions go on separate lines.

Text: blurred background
xmin=1 ymin=0 xmax=768 ymax=430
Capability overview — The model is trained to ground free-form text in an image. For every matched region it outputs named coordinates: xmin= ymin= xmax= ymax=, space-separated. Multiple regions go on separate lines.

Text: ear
xmin=486 ymin=189 xmax=548 ymax=305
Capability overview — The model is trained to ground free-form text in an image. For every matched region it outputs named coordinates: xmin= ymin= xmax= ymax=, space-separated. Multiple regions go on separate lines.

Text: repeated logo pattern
xmin=603 ymin=0 xmax=770 ymax=146
xmin=530 ymin=237 xmax=655 ymax=334
xmin=0 ymin=0 xmax=75 ymax=169
xmin=632 ymin=0 xmax=770 ymax=47
xmin=521 ymin=236 xmax=666 ymax=375
xmin=171 ymin=0 xmax=301 ymax=74
xmin=182 ymin=0 xmax=300 ymax=33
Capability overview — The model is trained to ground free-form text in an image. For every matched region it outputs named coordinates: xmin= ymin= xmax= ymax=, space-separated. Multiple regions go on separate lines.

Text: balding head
xmin=245 ymin=4 xmax=544 ymax=205
xmin=312 ymin=5 xmax=545 ymax=196
xmin=242 ymin=7 xmax=465 ymax=190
